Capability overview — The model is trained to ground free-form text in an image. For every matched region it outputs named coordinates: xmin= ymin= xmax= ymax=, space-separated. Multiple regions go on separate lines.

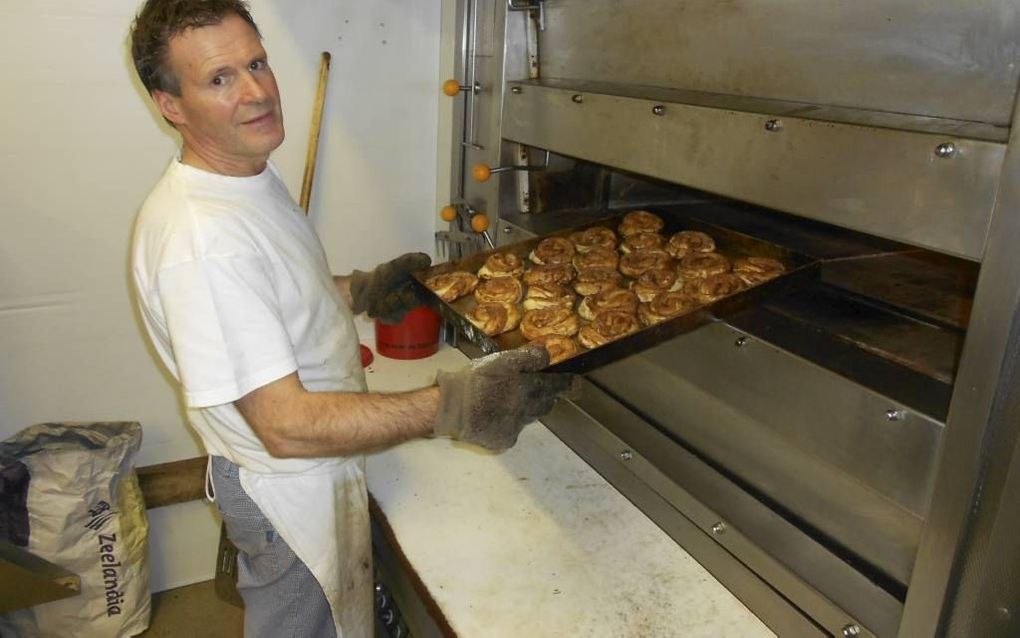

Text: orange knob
xmin=472 ymin=163 xmax=492 ymax=182
xmin=470 ymin=213 xmax=490 ymax=233
xmin=442 ymin=79 xmax=462 ymax=97
xmin=440 ymin=205 xmax=458 ymax=222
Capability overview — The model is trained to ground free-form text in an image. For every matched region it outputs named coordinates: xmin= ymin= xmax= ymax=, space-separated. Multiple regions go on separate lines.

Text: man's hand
xmin=433 ymin=345 xmax=580 ymax=451
xmin=349 ymin=252 xmax=432 ymax=323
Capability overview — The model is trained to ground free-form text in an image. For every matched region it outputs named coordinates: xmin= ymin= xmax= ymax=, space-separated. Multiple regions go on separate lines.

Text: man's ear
xmin=152 ymin=90 xmax=186 ymax=127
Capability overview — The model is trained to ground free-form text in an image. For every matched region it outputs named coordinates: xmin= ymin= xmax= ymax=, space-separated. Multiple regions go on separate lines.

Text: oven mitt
xmin=433 ymin=345 xmax=581 ymax=451
xmin=349 ymin=252 xmax=432 ymax=324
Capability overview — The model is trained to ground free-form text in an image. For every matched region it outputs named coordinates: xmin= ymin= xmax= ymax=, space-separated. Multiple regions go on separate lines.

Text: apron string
xmin=205 ymin=455 xmax=216 ymax=503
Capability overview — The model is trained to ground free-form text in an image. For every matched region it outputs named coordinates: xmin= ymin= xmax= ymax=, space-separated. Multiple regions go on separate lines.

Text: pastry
xmin=619 ymin=250 xmax=672 ymax=278
xmin=577 ymin=310 xmax=641 ymax=349
xmin=620 ymin=232 xmax=665 ymax=254
xmin=639 ymin=291 xmax=700 ymax=326
xmin=477 ymin=252 xmax=525 ymax=279
xmin=425 ymin=271 xmax=478 ymax=303
xmin=528 ymin=334 xmax=580 ymax=366
xmin=573 ymin=246 xmax=619 ymax=271
xmin=578 ymin=288 xmax=639 ymax=321
xmin=529 ymin=237 xmax=576 ymax=266
xmin=523 ymin=283 xmax=577 ymax=310
xmin=733 ymin=256 xmax=786 ymax=286
xmin=570 ymin=227 xmax=617 ymax=253
xmin=678 ymin=252 xmax=730 ymax=279
xmin=680 ymin=277 xmax=705 ymax=298
xmin=666 ymin=231 xmax=716 ymax=258
xmin=465 ymin=302 xmax=521 ymax=336
xmin=523 ymin=263 xmax=575 ymax=287
xmin=630 ymin=267 xmax=682 ymax=303
xmin=692 ymin=273 xmax=746 ymax=303
xmin=520 ymin=306 xmax=581 ymax=341
xmin=573 ymin=267 xmax=622 ymax=296
xmin=618 ymin=210 xmax=664 ymax=236
xmin=473 ymin=276 xmax=523 ymax=304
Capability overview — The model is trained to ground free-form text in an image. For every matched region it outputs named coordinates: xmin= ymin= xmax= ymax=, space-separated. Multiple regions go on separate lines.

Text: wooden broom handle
xmin=299 ymin=51 xmax=331 ymax=214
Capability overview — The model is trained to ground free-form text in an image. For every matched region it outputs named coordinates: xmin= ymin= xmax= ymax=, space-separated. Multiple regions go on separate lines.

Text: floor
xmin=139 ymin=580 xmax=243 ymax=637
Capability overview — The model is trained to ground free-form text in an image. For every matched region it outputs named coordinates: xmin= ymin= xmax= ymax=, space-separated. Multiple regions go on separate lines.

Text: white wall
xmin=0 ymin=0 xmax=445 ymax=591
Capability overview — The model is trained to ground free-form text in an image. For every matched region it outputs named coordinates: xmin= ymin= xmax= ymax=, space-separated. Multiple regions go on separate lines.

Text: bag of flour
xmin=0 ymin=422 xmax=150 ymax=637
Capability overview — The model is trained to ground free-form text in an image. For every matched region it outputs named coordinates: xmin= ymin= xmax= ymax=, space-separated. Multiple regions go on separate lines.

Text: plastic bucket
xmin=374 ymin=306 xmax=441 ymax=360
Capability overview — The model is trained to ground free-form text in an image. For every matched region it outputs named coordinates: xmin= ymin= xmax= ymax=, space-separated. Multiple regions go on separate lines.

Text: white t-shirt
xmin=132 ymin=157 xmax=366 ymax=474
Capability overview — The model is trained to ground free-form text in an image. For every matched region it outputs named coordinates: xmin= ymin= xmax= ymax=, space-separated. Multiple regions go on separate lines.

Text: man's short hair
xmin=130 ymin=0 xmax=261 ymax=96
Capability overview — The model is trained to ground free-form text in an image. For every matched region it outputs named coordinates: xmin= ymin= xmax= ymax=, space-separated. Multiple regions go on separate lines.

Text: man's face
xmin=154 ymin=14 xmax=284 ymax=175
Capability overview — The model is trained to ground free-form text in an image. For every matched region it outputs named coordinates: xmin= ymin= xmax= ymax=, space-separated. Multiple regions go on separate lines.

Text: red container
xmin=374 ymin=306 xmax=442 ymax=360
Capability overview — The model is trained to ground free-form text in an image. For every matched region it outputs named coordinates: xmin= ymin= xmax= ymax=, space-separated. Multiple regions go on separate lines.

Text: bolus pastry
xmin=570 ymin=227 xmax=617 ymax=253
xmin=523 ymin=282 xmax=577 ymax=310
xmin=573 ymin=245 xmax=620 ymax=271
xmin=528 ymin=334 xmax=580 ymax=366
xmin=639 ymin=291 xmax=700 ymax=326
xmin=578 ymin=288 xmax=639 ymax=321
xmin=529 ymin=236 xmax=576 ymax=266
xmin=477 ymin=252 xmax=525 ymax=279
xmin=465 ymin=302 xmax=521 ymax=336
xmin=619 ymin=250 xmax=672 ymax=278
xmin=573 ymin=267 xmax=622 ymax=296
xmin=425 ymin=271 xmax=479 ymax=303
xmin=577 ymin=310 xmax=641 ymax=349
xmin=618 ymin=210 xmax=664 ymax=236
xmin=631 ymin=267 xmax=682 ymax=303
xmin=520 ymin=306 xmax=581 ymax=341
xmin=666 ymin=231 xmax=716 ymax=259
xmin=733 ymin=256 xmax=786 ymax=286
xmin=678 ymin=252 xmax=730 ymax=279
xmin=620 ymin=232 xmax=666 ymax=254
xmin=523 ymin=263 xmax=575 ymax=287
xmin=473 ymin=276 xmax=523 ymax=304
xmin=692 ymin=273 xmax=746 ymax=303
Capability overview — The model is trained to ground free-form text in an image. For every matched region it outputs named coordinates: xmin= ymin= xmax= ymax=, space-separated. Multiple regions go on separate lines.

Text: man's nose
xmin=240 ymin=72 xmax=269 ymax=102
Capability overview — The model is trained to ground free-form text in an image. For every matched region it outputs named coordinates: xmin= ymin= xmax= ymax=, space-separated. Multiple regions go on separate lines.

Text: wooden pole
xmin=299 ymin=51 xmax=332 ymax=214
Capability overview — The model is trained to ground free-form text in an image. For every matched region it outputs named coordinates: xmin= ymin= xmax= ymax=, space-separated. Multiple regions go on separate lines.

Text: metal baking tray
xmin=413 ymin=210 xmax=819 ymax=373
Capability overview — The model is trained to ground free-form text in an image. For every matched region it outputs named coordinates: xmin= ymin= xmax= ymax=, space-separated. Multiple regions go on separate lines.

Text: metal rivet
xmin=502 ymin=226 xmax=513 ymax=234
xmin=619 ymin=450 xmax=633 ymax=461
xmin=886 ymin=409 xmax=906 ymax=422
xmin=841 ymin=624 xmax=862 ymax=638
xmin=652 ymin=105 xmax=665 ymax=116
xmin=510 ymin=86 xmax=522 ymax=94
xmin=735 ymin=336 xmax=749 ymax=347
xmin=711 ymin=522 xmax=726 ymax=535
xmin=571 ymin=94 xmax=584 ymax=104
xmin=765 ymin=119 xmax=782 ymax=132
xmin=935 ymin=142 xmax=957 ymax=158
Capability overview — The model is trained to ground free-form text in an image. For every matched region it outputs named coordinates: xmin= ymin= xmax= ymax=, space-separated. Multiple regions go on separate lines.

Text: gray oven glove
xmin=349 ymin=252 xmax=432 ymax=324
xmin=433 ymin=345 xmax=581 ymax=451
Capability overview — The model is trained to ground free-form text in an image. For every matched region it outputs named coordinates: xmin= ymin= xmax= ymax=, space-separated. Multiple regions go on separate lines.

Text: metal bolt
xmin=765 ymin=119 xmax=782 ymax=132
xmin=619 ymin=450 xmax=633 ymax=461
xmin=510 ymin=86 xmax=522 ymax=94
xmin=571 ymin=93 xmax=584 ymax=104
xmin=735 ymin=336 xmax=749 ymax=347
xmin=935 ymin=142 xmax=957 ymax=158
xmin=886 ymin=409 xmax=906 ymax=422
xmin=502 ymin=226 xmax=513 ymax=234
xmin=841 ymin=624 xmax=862 ymax=637
xmin=711 ymin=522 xmax=727 ymax=535
xmin=652 ymin=104 xmax=665 ymax=116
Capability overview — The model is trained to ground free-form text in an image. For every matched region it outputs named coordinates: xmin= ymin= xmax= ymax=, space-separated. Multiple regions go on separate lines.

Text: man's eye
xmin=212 ymin=76 xmax=224 ymax=86
xmin=249 ymin=60 xmax=265 ymax=71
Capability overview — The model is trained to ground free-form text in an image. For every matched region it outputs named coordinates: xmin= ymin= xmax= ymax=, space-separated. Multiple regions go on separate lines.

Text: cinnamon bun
xmin=620 ymin=232 xmax=666 ymax=254
xmin=618 ymin=210 xmax=664 ymax=236
xmin=733 ymin=256 xmax=786 ymax=286
xmin=573 ymin=267 xmax=623 ymax=296
xmin=639 ymin=291 xmax=700 ymax=326
xmin=523 ymin=263 xmax=575 ymax=287
xmin=692 ymin=273 xmax=746 ymax=303
xmin=678 ymin=252 xmax=730 ymax=279
xmin=477 ymin=252 xmax=525 ymax=279
xmin=465 ymin=302 xmax=522 ymax=336
xmin=573 ymin=246 xmax=620 ymax=271
xmin=473 ymin=276 xmax=523 ymax=304
xmin=666 ymin=231 xmax=716 ymax=258
xmin=425 ymin=271 xmax=478 ymax=303
xmin=528 ymin=236 xmax=576 ymax=266
xmin=570 ymin=227 xmax=617 ymax=253
xmin=528 ymin=334 xmax=580 ymax=366
xmin=523 ymin=282 xmax=577 ymax=310
xmin=578 ymin=288 xmax=639 ymax=321
xmin=520 ymin=306 xmax=581 ymax=341
xmin=577 ymin=310 xmax=641 ymax=349
xmin=619 ymin=250 xmax=672 ymax=278
xmin=630 ymin=267 xmax=682 ymax=303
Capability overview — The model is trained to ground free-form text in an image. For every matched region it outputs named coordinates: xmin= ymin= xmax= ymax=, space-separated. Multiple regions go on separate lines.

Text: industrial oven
xmin=437 ymin=2 xmax=1020 ymax=637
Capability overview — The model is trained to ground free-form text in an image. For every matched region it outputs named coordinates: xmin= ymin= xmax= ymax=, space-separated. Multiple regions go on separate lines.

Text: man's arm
xmin=236 ymin=372 xmax=439 ymax=458
xmin=333 ymin=275 xmax=354 ymax=308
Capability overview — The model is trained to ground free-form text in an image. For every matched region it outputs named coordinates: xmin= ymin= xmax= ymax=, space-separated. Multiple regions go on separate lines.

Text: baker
xmin=127 ymin=2 xmax=575 ymax=636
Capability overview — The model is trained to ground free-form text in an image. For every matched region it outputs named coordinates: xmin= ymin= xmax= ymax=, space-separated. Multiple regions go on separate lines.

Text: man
xmin=128 ymin=2 xmax=575 ymax=636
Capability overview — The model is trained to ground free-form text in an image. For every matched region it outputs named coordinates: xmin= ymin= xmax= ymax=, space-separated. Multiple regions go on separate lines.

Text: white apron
xmin=240 ymin=457 xmax=374 ymax=637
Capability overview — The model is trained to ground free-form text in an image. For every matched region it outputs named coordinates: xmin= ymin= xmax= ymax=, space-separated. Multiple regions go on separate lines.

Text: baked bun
xmin=639 ymin=291 xmax=700 ymax=326
xmin=573 ymin=267 xmax=622 ymax=296
xmin=666 ymin=231 xmax=716 ymax=258
xmin=529 ymin=237 xmax=575 ymax=265
xmin=425 ymin=271 xmax=478 ymax=303
xmin=477 ymin=252 xmax=525 ymax=279
xmin=520 ymin=306 xmax=581 ymax=341
xmin=578 ymin=288 xmax=639 ymax=321
xmin=466 ymin=302 xmax=522 ymax=336
xmin=631 ymin=267 xmax=681 ymax=302
xmin=618 ymin=210 xmax=664 ymax=236
xmin=678 ymin=252 xmax=730 ymax=279
xmin=573 ymin=246 xmax=619 ymax=271
xmin=473 ymin=276 xmax=523 ymax=304
xmin=570 ymin=227 xmax=617 ymax=253
xmin=733 ymin=256 xmax=786 ymax=286
xmin=620 ymin=232 xmax=665 ymax=254
xmin=528 ymin=334 xmax=580 ymax=366
xmin=619 ymin=250 xmax=672 ymax=278
xmin=523 ymin=263 xmax=575 ymax=287
xmin=577 ymin=310 xmax=641 ymax=349
xmin=523 ymin=283 xmax=577 ymax=310
xmin=692 ymin=273 xmax=746 ymax=303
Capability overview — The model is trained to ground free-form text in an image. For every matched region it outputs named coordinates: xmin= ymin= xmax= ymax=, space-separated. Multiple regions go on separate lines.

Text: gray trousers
xmin=209 ymin=456 xmax=337 ymax=638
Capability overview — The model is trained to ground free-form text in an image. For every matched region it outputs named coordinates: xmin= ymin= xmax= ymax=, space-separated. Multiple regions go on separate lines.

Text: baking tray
xmin=413 ymin=210 xmax=819 ymax=373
